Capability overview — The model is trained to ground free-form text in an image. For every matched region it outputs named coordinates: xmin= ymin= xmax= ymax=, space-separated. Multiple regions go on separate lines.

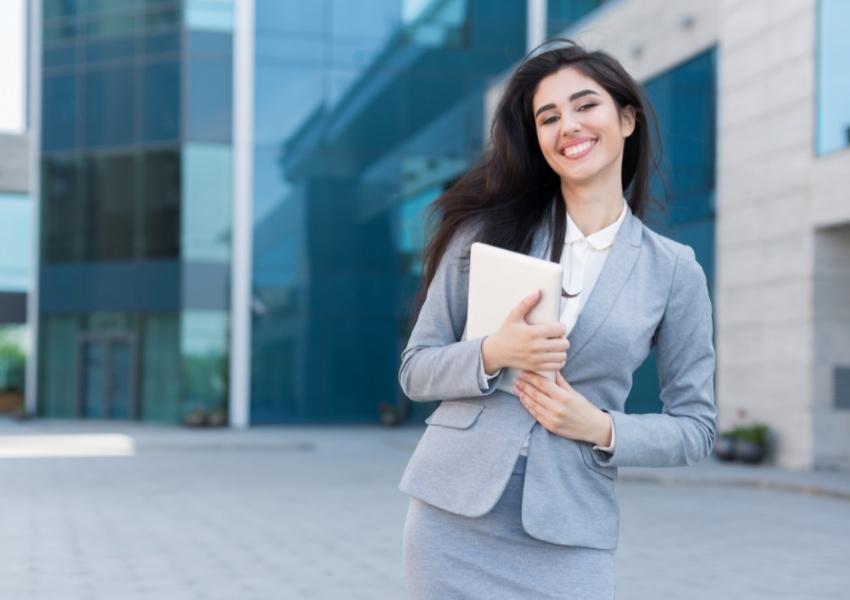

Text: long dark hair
xmin=408 ymin=38 xmax=665 ymax=323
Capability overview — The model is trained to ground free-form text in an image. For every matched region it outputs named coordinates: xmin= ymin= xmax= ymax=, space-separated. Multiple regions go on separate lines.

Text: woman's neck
xmin=560 ymin=178 xmax=625 ymax=237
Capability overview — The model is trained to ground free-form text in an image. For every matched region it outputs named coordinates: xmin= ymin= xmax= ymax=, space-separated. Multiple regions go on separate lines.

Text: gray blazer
xmin=397 ymin=201 xmax=717 ymax=550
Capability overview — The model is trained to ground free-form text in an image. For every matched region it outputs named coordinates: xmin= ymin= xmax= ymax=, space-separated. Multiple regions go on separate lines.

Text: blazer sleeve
xmin=591 ymin=245 xmax=717 ymax=467
xmin=398 ymin=221 xmax=507 ymax=402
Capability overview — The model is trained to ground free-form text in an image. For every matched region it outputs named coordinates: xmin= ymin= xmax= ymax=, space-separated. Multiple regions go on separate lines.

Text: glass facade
xmin=38 ymin=0 xmax=232 ymax=422
xmin=628 ymin=47 xmax=717 ymax=414
xmin=249 ymin=0 xmax=527 ymax=423
xmin=546 ymin=0 xmax=612 ymax=38
xmin=0 ymin=192 xmax=29 ymax=414
xmin=0 ymin=192 xmax=31 ymax=292
xmin=816 ymin=0 xmax=850 ymax=155
xmin=37 ymin=0 xmax=689 ymax=425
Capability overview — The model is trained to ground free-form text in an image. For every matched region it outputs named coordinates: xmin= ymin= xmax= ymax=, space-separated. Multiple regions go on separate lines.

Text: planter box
xmin=0 ymin=391 xmax=23 ymax=413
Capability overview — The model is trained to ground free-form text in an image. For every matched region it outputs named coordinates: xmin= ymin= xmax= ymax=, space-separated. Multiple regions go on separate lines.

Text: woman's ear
xmin=621 ymin=105 xmax=636 ymax=138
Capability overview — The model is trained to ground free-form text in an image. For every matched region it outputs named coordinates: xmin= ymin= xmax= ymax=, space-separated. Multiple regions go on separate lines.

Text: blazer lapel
xmin=530 ymin=201 xmax=644 ymax=363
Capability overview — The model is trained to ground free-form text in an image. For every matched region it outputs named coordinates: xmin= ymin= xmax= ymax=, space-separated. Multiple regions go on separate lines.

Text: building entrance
xmin=76 ymin=333 xmax=138 ymax=419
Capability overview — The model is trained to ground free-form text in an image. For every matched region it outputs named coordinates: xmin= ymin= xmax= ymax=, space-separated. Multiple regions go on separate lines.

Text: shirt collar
xmin=565 ymin=196 xmax=628 ymax=250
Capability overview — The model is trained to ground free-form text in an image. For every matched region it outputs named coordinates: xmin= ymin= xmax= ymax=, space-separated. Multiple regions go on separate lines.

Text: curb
xmin=617 ymin=471 xmax=850 ymax=501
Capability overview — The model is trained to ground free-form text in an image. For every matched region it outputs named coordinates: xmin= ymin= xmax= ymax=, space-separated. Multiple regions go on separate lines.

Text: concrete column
xmin=527 ymin=0 xmax=547 ymax=52
xmin=229 ymin=0 xmax=255 ymax=428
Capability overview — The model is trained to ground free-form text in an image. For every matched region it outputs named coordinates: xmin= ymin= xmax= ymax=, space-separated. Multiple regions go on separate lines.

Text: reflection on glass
xmin=185 ymin=0 xmax=234 ymax=32
xmin=142 ymin=61 xmax=180 ymax=142
xmin=109 ymin=339 xmax=133 ymax=418
xmin=546 ymin=0 xmax=610 ymax=38
xmin=181 ymin=311 xmax=228 ymax=418
xmin=182 ymin=144 xmax=232 ymax=261
xmin=250 ymin=0 xmax=526 ymax=424
xmin=397 ymin=186 xmax=440 ymax=276
xmin=144 ymin=150 xmax=181 ymax=258
xmin=643 ymin=48 xmax=717 ymax=228
xmin=84 ymin=67 xmax=134 ymax=147
xmin=0 ymin=193 xmax=33 ymax=291
xmin=39 ymin=317 xmax=79 ymax=418
xmin=82 ymin=340 xmax=105 ymax=417
xmin=142 ymin=314 xmax=181 ymax=422
xmin=84 ymin=154 xmax=135 ymax=260
xmin=625 ymin=47 xmax=716 ymax=416
xmin=42 ymin=74 xmax=77 ymax=151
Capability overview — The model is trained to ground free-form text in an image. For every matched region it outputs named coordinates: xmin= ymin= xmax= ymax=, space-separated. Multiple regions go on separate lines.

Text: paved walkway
xmin=1 ymin=418 xmax=848 ymax=599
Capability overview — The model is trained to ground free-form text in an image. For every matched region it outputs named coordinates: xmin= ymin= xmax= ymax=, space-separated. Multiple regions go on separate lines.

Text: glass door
xmin=77 ymin=333 xmax=138 ymax=419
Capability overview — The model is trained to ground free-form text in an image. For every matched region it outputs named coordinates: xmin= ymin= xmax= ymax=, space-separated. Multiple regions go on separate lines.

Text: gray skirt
xmin=402 ymin=454 xmax=616 ymax=600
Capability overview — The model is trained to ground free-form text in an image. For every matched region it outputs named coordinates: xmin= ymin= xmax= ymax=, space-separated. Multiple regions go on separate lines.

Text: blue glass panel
xmin=143 ymin=5 xmax=181 ymax=31
xmin=108 ymin=339 xmax=133 ymax=418
xmin=80 ymin=11 xmax=137 ymax=39
xmin=185 ymin=58 xmax=232 ymax=143
xmin=44 ymin=0 xmax=80 ymax=20
xmin=142 ymin=150 xmax=181 ymax=258
xmin=628 ymin=47 xmax=717 ymax=415
xmin=142 ymin=61 xmax=180 ymax=141
xmin=38 ymin=316 xmax=79 ymax=418
xmin=255 ymin=1 xmax=325 ymax=35
xmin=44 ymin=42 xmax=77 ymax=68
xmin=546 ymin=0 xmax=610 ymax=37
xmin=141 ymin=314 xmax=181 ymax=422
xmin=0 ymin=194 xmax=32 ymax=292
xmin=83 ymin=154 xmax=136 ymax=259
xmin=816 ymin=0 xmax=850 ymax=154
xmin=42 ymin=74 xmax=77 ymax=151
xmin=84 ymin=67 xmax=134 ymax=147
xmin=42 ymin=157 xmax=83 ymax=263
xmin=82 ymin=340 xmax=105 ymax=417
xmin=181 ymin=310 xmax=228 ymax=418
xmin=182 ymin=144 xmax=231 ymax=261
xmin=644 ymin=48 xmax=717 ymax=228
xmin=79 ymin=0 xmax=141 ymax=13
xmin=185 ymin=0 xmax=233 ymax=32
xmin=249 ymin=0 xmax=527 ymax=424
xmin=43 ymin=18 xmax=78 ymax=42
xmin=142 ymin=31 xmax=180 ymax=56
xmin=186 ymin=29 xmax=231 ymax=57
xmin=40 ymin=261 xmax=181 ymax=313
xmin=83 ymin=36 xmax=135 ymax=63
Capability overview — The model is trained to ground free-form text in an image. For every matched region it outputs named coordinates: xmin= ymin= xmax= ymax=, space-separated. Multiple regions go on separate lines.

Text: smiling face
xmin=532 ymin=66 xmax=636 ymax=187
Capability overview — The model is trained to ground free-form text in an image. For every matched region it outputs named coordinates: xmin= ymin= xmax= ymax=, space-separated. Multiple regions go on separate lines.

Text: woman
xmin=398 ymin=39 xmax=717 ymax=599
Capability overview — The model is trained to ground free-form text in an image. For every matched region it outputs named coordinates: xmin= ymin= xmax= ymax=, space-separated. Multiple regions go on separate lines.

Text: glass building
xmin=0 ymin=135 xmax=31 ymax=416
xmin=624 ymin=47 xmax=717 ymax=415
xmin=34 ymin=0 xmax=533 ymax=424
xmin=33 ymin=0 xmax=712 ymax=426
xmin=38 ymin=0 xmax=232 ymax=421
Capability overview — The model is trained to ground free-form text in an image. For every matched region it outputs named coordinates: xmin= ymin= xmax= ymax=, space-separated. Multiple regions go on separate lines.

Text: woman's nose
xmin=560 ymin=113 xmax=581 ymax=136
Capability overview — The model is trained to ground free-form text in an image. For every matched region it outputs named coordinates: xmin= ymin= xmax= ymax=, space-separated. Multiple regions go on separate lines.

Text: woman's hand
xmin=481 ymin=290 xmax=570 ymax=374
xmin=514 ymin=370 xmax=612 ymax=446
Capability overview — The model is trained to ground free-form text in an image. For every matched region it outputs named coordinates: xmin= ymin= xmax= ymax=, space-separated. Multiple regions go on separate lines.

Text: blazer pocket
xmin=578 ymin=441 xmax=617 ymax=480
xmin=424 ymin=401 xmax=484 ymax=429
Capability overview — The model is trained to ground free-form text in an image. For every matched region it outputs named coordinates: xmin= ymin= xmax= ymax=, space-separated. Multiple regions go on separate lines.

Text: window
xmin=816 ymin=0 xmax=850 ymax=155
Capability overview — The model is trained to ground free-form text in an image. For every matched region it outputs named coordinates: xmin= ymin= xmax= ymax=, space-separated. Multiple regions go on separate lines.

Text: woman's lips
xmin=560 ymin=138 xmax=597 ymax=160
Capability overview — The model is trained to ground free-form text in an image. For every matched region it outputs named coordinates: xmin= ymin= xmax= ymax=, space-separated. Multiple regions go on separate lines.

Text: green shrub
xmin=725 ymin=424 xmax=769 ymax=445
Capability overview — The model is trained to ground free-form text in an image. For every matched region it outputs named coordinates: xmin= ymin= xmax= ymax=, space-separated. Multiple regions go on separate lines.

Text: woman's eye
xmin=542 ymin=115 xmax=559 ymax=125
xmin=578 ymin=103 xmax=597 ymax=111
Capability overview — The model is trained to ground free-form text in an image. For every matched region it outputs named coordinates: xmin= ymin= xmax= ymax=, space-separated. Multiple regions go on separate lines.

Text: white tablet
xmin=466 ymin=242 xmax=563 ymax=385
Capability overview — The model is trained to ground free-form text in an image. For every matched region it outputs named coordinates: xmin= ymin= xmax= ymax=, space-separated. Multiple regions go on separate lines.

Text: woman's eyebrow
xmin=534 ymin=89 xmax=601 ymax=118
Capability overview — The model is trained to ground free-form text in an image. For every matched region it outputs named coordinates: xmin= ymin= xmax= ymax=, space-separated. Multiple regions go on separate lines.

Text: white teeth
xmin=563 ymin=140 xmax=596 ymax=157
